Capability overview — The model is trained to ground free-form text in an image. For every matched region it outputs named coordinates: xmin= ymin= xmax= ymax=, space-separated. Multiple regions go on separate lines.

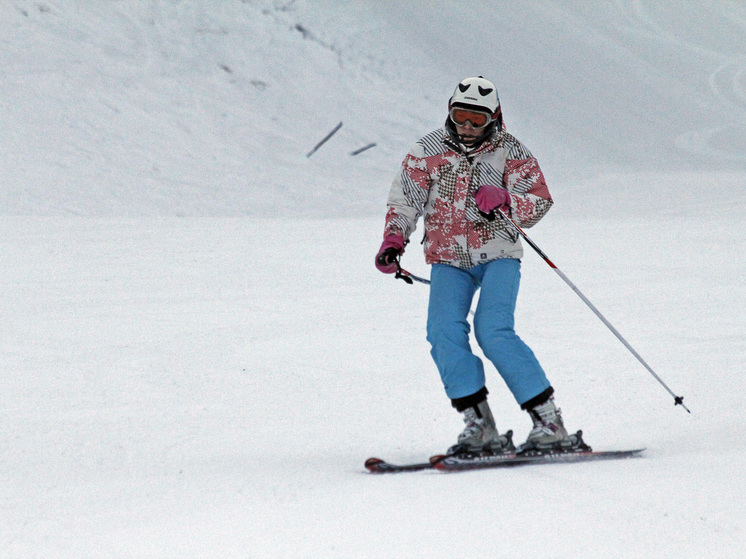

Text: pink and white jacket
xmin=384 ymin=127 xmax=553 ymax=269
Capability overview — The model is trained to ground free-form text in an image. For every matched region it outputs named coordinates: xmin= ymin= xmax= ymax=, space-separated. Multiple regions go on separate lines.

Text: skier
xmin=376 ymin=76 xmax=572 ymax=455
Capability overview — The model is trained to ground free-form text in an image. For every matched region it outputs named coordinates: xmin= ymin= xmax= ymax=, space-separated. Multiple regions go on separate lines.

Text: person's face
xmin=454 ymin=121 xmax=482 ymax=145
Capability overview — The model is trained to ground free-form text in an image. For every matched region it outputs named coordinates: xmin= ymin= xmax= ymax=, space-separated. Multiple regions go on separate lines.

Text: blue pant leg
xmin=426 ymin=264 xmax=485 ymax=400
xmin=473 ymin=259 xmax=551 ymax=405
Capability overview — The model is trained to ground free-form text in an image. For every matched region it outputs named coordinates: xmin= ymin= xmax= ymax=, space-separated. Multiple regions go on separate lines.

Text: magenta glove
xmin=475 ymin=185 xmax=511 ymax=220
xmin=375 ymin=234 xmax=406 ymax=274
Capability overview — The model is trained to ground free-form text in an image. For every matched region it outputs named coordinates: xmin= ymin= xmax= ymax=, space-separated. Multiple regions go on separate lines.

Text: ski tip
xmin=364 ymin=457 xmax=436 ymax=473
xmin=364 ymin=457 xmax=384 ymax=470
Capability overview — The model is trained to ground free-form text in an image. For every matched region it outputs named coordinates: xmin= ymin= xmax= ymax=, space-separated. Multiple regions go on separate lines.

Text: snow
xmin=1 ymin=1 xmax=744 ymax=557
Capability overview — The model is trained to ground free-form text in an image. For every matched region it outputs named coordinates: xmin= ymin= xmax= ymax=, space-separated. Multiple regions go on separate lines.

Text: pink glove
xmin=475 ymin=185 xmax=511 ymax=219
xmin=375 ymin=234 xmax=406 ymax=274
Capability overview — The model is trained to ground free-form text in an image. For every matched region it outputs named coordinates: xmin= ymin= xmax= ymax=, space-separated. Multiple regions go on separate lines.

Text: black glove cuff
xmin=479 ymin=209 xmax=496 ymax=222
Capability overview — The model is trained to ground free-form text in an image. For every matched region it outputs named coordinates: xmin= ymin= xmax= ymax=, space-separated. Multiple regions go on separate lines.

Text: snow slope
xmin=1 ymin=1 xmax=745 ymax=557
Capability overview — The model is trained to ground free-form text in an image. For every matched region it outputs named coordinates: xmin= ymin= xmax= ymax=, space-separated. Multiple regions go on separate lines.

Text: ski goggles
xmin=449 ymin=107 xmax=492 ymax=128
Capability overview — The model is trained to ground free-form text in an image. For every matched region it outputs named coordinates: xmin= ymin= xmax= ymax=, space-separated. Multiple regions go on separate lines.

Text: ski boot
xmin=448 ymin=397 xmax=515 ymax=455
xmin=518 ymin=395 xmax=573 ymax=455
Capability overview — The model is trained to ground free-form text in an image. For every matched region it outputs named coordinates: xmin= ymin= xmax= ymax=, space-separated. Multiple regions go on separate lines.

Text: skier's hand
xmin=375 ymin=234 xmax=406 ymax=274
xmin=475 ymin=185 xmax=511 ymax=221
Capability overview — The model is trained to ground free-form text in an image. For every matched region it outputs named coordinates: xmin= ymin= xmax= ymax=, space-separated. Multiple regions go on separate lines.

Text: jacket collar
xmin=442 ymin=126 xmax=501 ymax=157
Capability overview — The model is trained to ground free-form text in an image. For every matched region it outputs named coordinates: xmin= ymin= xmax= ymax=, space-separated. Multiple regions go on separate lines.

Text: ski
xmin=431 ymin=447 xmax=645 ymax=472
xmin=364 ymin=429 xmax=517 ymax=474
xmin=365 ymin=431 xmax=644 ymax=474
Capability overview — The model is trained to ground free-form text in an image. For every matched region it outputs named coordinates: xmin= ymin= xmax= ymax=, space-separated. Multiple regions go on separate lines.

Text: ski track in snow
xmin=1 ymin=1 xmax=745 ymax=557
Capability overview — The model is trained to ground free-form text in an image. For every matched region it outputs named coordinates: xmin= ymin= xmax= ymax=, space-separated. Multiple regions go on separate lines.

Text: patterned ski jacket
xmin=384 ymin=126 xmax=553 ymax=269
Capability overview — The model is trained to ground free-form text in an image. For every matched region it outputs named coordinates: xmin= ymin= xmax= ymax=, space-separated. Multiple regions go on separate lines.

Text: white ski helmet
xmin=447 ymin=76 xmax=502 ymax=147
xmin=449 ymin=76 xmax=500 ymax=115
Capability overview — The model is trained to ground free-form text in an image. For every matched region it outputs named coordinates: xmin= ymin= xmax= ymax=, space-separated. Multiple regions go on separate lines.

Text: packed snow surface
xmin=1 ymin=1 xmax=744 ymax=557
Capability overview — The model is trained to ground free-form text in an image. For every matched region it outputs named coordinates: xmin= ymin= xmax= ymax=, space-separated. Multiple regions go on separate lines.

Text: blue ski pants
xmin=426 ymin=259 xmax=550 ymax=405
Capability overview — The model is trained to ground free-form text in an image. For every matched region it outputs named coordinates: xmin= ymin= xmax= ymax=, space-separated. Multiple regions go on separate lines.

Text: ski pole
xmin=497 ymin=209 xmax=690 ymax=413
xmin=395 ymin=262 xmax=430 ymax=285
